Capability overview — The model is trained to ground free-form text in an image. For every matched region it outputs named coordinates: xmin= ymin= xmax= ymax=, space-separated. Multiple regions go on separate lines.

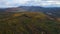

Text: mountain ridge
xmin=0 ymin=6 xmax=60 ymax=18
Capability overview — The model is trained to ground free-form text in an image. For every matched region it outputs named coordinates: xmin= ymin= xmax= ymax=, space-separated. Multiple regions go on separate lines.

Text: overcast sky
xmin=0 ymin=0 xmax=60 ymax=8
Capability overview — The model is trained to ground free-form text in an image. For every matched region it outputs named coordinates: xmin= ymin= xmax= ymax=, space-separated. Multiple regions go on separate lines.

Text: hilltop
xmin=0 ymin=12 xmax=60 ymax=34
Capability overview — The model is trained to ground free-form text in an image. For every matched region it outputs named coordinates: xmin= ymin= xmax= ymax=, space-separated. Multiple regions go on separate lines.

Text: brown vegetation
xmin=0 ymin=12 xmax=59 ymax=34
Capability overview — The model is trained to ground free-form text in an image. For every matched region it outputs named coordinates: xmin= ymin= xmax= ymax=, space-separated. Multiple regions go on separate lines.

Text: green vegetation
xmin=0 ymin=12 xmax=60 ymax=34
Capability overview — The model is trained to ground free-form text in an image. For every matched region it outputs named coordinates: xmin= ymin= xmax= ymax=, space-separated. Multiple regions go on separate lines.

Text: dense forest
xmin=0 ymin=12 xmax=60 ymax=34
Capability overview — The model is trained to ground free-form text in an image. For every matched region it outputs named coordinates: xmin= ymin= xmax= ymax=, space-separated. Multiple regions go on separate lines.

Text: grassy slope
xmin=0 ymin=12 xmax=60 ymax=34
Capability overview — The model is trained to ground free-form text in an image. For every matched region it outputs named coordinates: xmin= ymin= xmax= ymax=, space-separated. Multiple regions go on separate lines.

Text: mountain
xmin=19 ymin=6 xmax=60 ymax=18
xmin=19 ymin=6 xmax=43 ymax=12
xmin=0 ymin=6 xmax=60 ymax=18
xmin=0 ymin=6 xmax=60 ymax=34
xmin=0 ymin=8 xmax=6 ymax=12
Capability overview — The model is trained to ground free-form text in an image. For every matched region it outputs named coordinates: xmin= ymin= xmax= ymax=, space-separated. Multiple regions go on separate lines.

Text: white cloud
xmin=0 ymin=0 xmax=60 ymax=8
xmin=37 ymin=0 xmax=60 ymax=7
xmin=0 ymin=0 xmax=31 ymax=8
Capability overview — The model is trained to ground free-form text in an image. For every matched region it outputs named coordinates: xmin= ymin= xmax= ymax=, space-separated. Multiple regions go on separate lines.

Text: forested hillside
xmin=0 ymin=12 xmax=60 ymax=34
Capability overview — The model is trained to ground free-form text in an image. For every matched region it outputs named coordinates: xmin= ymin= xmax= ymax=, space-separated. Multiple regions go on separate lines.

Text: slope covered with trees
xmin=0 ymin=12 xmax=60 ymax=34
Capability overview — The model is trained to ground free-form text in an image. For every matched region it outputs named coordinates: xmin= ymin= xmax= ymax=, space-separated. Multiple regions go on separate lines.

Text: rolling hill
xmin=0 ymin=12 xmax=60 ymax=34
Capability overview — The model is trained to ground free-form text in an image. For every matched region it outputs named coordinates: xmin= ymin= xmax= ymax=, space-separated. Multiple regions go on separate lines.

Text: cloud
xmin=42 ymin=1 xmax=60 ymax=7
xmin=32 ymin=0 xmax=60 ymax=7
xmin=0 ymin=0 xmax=60 ymax=8
xmin=23 ymin=0 xmax=60 ymax=7
xmin=0 ymin=0 xmax=31 ymax=8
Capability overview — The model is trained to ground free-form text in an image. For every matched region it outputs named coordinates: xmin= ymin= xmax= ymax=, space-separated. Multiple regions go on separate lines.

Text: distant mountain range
xmin=0 ymin=6 xmax=60 ymax=17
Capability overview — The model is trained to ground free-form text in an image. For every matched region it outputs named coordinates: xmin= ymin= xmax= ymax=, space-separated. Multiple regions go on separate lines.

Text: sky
xmin=0 ymin=0 xmax=60 ymax=8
